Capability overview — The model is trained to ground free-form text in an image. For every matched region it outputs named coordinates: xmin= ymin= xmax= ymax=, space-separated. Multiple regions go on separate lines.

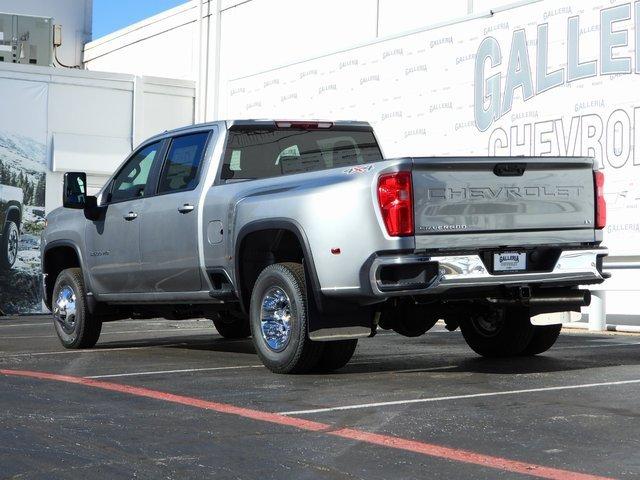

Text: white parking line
xmin=0 ymin=322 xmax=51 ymax=328
xmin=280 ymin=378 xmax=640 ymax=416
xmin=556 ymin=342 xmax=640 ymax=349
xmin=86 ymin=365 xmax=263 ymax=378
xmin=0 ymin=343 xmax=188 ymax=357
xmin=1 ymin=327 xmax=217 ymax=339
xmin=0 ymin=320 xmax=209 ymax=328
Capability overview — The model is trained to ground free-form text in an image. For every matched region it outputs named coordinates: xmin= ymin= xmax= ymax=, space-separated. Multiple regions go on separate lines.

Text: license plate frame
xmin=493 ymin=252 xmax=527 ymax=272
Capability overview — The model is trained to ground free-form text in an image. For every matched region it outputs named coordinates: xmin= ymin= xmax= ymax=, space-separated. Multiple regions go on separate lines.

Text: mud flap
xmin=304 ymin=268 xmax=375 ymax=341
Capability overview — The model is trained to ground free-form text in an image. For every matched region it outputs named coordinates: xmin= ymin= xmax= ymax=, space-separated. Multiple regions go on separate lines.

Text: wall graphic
xmin=226 ymin=0 xmax=640 ymax=256
xmin=0 ymin=79 xmax=47 ymax=314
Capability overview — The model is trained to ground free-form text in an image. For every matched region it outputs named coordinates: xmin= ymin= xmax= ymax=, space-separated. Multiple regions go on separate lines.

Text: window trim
xmin=153 ymin=130 xmax=212 ymax=197
xmin=105 ymin=139 xmax=168 ymax=206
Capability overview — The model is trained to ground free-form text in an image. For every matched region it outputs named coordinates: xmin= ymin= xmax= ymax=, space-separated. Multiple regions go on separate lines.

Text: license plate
xmin=493 ymin=252 xmax=526 ymax=272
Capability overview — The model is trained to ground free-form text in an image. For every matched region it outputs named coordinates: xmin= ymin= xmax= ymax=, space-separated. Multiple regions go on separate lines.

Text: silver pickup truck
xmin=42 ymin=120 xmax=608 ymax=373
xmin=1 ymin=183 xmax=23 ymax=270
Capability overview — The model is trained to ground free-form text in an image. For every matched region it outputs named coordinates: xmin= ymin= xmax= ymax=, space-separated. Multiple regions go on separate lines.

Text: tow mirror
xmin=63 ymin=172 xmax=87 ymax=209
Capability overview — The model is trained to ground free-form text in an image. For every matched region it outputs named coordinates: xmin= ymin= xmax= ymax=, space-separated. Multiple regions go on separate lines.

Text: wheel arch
xmin=42 ymin=240 xmax=93 ymax=311
xmin=5 ymin=204 xmax=21 ymax=228
xmin=234 ymin=218 xmax=322 ymax=314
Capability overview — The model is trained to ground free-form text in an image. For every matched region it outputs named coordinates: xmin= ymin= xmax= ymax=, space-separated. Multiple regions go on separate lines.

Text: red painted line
xmin=1 ymin=368 xmax=613 ymax=480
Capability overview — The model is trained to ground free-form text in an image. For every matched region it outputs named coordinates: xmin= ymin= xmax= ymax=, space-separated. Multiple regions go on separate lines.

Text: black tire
xmin=212 ymin=310 xmax=251 ymax=339
xmin=459 ymin=307 xmax=534 ymax=358
xmin=379 ymin=301 xmax=438 ymax=337
xmin=249 ymin=262 xmax=323 ymax=374
xmin=51 ymin=268 xmax=102 ymax=349
xmin=315 ymin=339 xmax=358 ymax=372
xmin=521 ymin=324 xmax=562 ymax=356
xmin=0 ymin=220 xmax=19 ymax=271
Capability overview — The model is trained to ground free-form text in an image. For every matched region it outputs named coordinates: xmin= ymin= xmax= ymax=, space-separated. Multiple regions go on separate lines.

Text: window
xmin=157 ymin=132 xmax=209 ymax=194
xmin=221 ymin=128 xmax=383 ymax=180
xmin=110 ymin=141 xmax=161 ymax=203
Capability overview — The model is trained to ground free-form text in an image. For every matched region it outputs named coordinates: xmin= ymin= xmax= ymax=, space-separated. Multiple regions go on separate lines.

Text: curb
xmin=563 ymin=322 xmax=640 ymax=334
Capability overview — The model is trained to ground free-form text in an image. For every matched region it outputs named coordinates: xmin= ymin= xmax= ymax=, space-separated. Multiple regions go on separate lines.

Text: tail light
xmin=594 ymin=170 xmax=606 ymax=229
xmin=377 ymin=171 xmax=413 ymax=236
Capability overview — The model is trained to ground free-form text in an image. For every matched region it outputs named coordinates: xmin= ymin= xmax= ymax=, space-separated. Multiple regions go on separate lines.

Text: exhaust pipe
xmin=487 ymin=289 xmax=591 ymax=308
xmin=528 ymin=289 xmax=591 ymax=307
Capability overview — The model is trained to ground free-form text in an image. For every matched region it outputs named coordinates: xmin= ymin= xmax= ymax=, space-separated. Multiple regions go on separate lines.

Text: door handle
xmin=178 ymin=204 xmax=195 ymax=214
xmin=123 ymin=211 xmax=138 ymax=221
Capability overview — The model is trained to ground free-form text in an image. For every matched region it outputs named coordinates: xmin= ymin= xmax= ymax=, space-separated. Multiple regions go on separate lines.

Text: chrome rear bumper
xmin=370 ymin=248 xmax=608 ymax=297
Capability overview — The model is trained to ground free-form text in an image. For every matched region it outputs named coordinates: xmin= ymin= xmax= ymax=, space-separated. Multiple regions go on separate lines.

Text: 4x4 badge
xmin=343 ymin=165 xmax=375 ymax=174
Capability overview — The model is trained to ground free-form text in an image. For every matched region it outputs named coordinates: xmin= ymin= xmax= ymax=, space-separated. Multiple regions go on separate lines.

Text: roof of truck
xmin=145 ymin=119 xmax=373 ymax=144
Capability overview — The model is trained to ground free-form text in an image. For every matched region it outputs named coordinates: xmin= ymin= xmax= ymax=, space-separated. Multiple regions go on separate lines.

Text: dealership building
xmin=0 ymin=0 xmax=638 ymax=322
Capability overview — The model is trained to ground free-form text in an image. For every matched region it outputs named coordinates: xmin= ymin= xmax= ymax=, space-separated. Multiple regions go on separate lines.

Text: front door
xmin=85 ymin=140 xmax=164 ymax=294
xmin=140 ymin=130 xmax=213 ymax=292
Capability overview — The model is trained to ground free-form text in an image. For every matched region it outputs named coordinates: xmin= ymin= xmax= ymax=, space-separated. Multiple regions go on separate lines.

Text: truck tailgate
xmin=412 ymin=157 xmax=596 ymax=247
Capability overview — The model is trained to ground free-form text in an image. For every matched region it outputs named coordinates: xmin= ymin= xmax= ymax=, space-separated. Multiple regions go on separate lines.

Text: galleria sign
xmin=474 ymin=2 xmax=640 ymax=132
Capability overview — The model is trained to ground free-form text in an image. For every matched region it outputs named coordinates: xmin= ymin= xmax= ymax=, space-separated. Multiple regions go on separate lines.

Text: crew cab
xmin=1 ymin=183 xmax=23 ymax=270
xmin=41 ymin=120 xmax=608 ymax=373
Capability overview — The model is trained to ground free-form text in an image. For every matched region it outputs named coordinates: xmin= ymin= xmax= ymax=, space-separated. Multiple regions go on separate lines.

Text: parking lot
xmin=1 ymin=316 xmax=639 ymax=479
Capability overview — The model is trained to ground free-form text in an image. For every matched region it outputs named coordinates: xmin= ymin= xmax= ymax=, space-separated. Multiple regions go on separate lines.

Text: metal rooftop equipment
xmin=0 ymin=12 xmax=53 ymax=66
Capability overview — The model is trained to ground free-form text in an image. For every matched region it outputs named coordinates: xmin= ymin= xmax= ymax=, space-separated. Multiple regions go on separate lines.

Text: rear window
xmin=221 ymin=128 xmax=383 ymax=180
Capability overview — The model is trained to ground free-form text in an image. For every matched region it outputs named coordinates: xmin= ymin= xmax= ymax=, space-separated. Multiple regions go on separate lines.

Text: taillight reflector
xmin=377 ymin=171 xmax=414 ymax=237
xmin=594 ymin=170 xmax=606 ymax=229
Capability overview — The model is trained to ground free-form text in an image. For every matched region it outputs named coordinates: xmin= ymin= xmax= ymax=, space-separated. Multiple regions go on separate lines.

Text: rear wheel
xmin=459 ymin=307 xmax=534 ymax=357
xmin=51 ymin=268 xmax=102 ymax=349
xmin=521 ymin=324 xmax=562 ymax=356
xmin=315 ymin=339 xmax=357 ymax=372
xmin=212 ymin=310 xmax=251 ymax=339
xmin=249 ymin=262 xmax=323 ymax=374
xmin=0 ymin=220 xmax=19 ymax=270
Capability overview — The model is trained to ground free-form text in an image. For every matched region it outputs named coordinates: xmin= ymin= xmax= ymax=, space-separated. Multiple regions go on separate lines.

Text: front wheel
xmin=249 ymin=262 xmax=323 ymax=374
xmin=459 ymin=307 xmax=534 ymax=358
xmin=52 ymin=268 xmax=102 ymax=348
xmin=0 ymin=220 xmax=19 ymax=270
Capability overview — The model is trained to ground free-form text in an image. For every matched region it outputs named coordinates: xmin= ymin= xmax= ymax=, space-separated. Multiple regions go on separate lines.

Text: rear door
xmin=85 ymin=140 xmax=165 ymax=294
xmin=412 ymin=157 xmax=596 ymax=246
xmin=140 ymin=129 xmax=213 ymax=292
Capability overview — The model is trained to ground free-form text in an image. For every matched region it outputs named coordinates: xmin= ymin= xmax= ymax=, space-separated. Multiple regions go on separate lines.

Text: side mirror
xmin=63 ymin=172 xmax=87 ymax=209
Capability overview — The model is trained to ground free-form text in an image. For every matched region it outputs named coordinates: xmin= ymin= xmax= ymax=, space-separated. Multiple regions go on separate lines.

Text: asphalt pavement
xmin=1 ymin=315 xmax=639 ymax=479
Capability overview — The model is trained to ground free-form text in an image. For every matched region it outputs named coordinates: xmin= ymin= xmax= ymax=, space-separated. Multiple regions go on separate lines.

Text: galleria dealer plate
xmin=494 ymin=252 xmax=527 ymax=272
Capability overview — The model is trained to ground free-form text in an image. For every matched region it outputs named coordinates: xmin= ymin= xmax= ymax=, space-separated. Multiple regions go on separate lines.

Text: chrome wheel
xmin=53 ymin=285 xmax=77 ymax=335
xmin=6 ymin=223 xmax=18 ymax=266
xmin=260 ymin=286 xmax=292 ymax=352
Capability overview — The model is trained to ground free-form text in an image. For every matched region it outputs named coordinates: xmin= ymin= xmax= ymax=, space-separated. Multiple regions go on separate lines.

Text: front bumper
xmin=370 ymin=248 xmax=608 ymax=297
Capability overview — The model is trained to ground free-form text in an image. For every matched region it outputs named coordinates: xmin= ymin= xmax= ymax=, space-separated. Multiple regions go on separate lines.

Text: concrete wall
xmin=83 ymin=2 xmax=199 ymax=80
xmin=0 ymin=62 xmax=195 ymax=213
xmin=85 ymin=0 xmax=538 ymax=118
xmin=0 ymin=0 xmax=92 ymax=67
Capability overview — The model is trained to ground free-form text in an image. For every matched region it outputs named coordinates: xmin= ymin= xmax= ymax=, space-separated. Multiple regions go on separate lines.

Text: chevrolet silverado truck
xmin=0 ymin=183 xmax=23 ymax=270
xmin=41 ymin=120 xmax=608 ymax=373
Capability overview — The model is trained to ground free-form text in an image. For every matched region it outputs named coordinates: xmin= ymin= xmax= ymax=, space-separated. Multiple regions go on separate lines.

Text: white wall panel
xmin=86 ymin=24 xmax=197 ymax=80
xmin=219 ymin=0 xmax=378 ymax=81
xmin=141 ymin=91 xmax=195 ymax=141
xmin=51 ymin=133 xmax=131 ymax=175
xmin=377 ymin=0 xmax=469 ymax=37
xmin=84 ymin=2 xmax=198 ymax=80
xmin=48 ymin=83 xmax=133 ymax=138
